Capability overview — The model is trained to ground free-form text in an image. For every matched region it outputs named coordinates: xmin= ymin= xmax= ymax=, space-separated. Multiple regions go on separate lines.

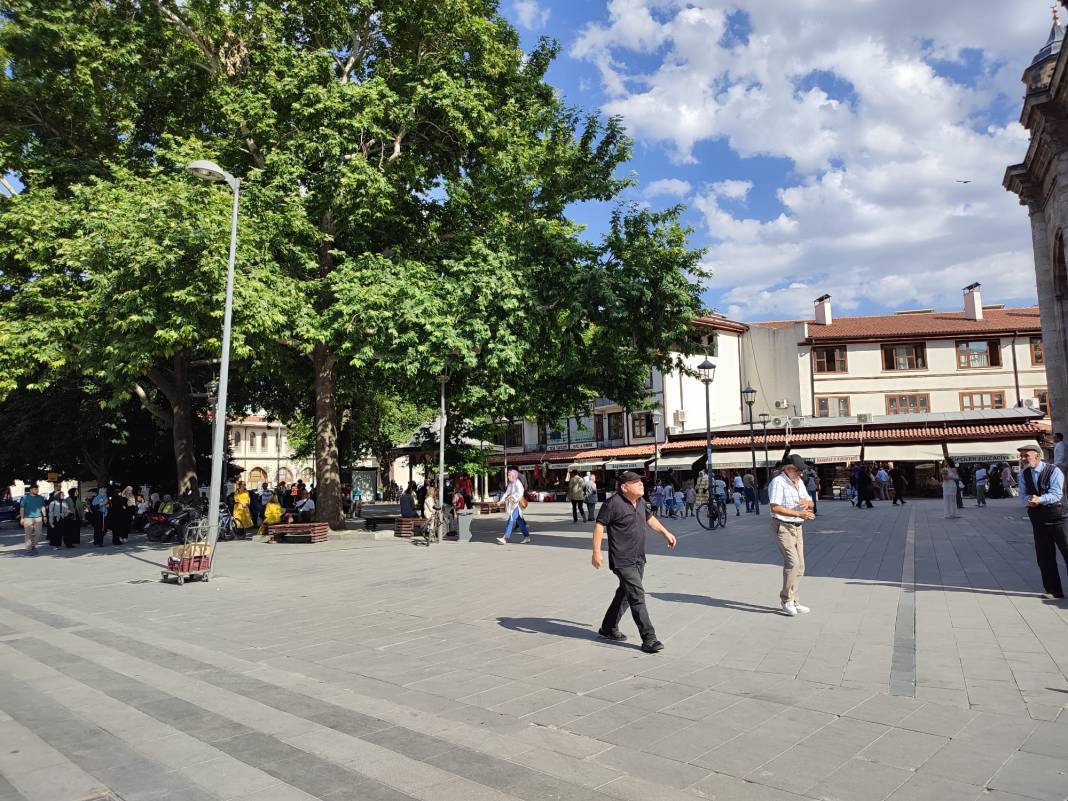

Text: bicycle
xmin=695 ymin=495 xmax=728 ymax=530
xmin=415 ymin=505 xmax=445 ymax=546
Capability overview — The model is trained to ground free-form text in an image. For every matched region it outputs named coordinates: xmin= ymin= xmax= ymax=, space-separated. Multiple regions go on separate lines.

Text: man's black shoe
xmin=598 ymin=628 xmax=627 ymax=641
xmin=640 ymin=640 xmax=664 ymax=654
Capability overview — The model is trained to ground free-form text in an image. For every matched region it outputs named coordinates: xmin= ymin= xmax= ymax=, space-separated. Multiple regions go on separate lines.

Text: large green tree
xmin=0 ymin=1 xmax=707 ymax=527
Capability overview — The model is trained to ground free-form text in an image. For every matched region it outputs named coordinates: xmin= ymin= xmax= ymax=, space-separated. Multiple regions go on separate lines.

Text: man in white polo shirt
xmin=769 ymin=454 xmax=816 ymax=616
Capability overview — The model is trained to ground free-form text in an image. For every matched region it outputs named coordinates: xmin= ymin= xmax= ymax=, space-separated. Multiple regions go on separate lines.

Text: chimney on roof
xmin=814 ymin=294 xmax=832 ymax=326
xmin=963 ymin=282 xmax=983 ymax=321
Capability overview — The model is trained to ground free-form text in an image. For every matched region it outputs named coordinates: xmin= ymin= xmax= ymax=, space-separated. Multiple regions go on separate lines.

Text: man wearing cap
xmin=592 ymin=471 xmax=677 ymax=653
xmin=1019 ymin=444 xmax=1068 ymax=599
xmin=768 ymin=454 xmax=816 ymax=616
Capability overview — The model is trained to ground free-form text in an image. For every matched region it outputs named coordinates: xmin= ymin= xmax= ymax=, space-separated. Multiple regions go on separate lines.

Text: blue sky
xmin=504 ymin=0 xmax=1054 ymax=322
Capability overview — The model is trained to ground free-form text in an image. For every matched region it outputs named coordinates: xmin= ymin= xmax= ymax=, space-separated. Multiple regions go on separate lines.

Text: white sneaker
xmin=781 ymin=601 xmax=798 ymax=617
xmin=496 ymin=536 xmax=507 ymax=545
xmin=794 ymin=603 xmax=811 ymax=614
xmin=521 ymin=537 xmax=531 ymax=544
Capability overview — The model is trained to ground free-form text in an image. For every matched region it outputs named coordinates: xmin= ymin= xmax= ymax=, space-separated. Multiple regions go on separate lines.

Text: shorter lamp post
xmin=437 ymin=366 xmax=450 ymax=528
xmin=651 ymin=411 xmax=663 ymax=487
xmin=698 ymin=358 xmax=717 ymax=471
xmin=742 ymin=384 xmax=759 ymax=514
xmin=759 ymin=411 xmax=771 ymax=483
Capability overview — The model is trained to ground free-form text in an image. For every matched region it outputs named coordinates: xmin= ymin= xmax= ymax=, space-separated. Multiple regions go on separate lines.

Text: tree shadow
xmin=649 ymin=592 xmax=781 ymax=614
xmin=496 ymin=616 xmax=636 ymax=648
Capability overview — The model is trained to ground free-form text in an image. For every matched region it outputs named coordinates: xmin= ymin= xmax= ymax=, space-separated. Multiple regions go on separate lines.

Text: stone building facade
xmin=1005 ymin=15 xmax=1068 ymax=438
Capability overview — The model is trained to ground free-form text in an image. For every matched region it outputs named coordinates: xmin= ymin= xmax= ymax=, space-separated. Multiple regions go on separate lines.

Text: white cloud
xmin=644 ymin=178 xmax=692 ymax=198
xmin=572 ymin=1 xmax=1047 ymax=319
xmin=512 ymin=0 xmax=550 ymax=31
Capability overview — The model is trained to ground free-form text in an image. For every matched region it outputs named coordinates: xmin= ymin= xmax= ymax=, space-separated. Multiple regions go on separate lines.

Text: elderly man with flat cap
xmin=1019 ymin=443 xmax=1068 ymax=599
xmin=592 ymin=470 xmax=677 ymax=653
xmin=769 ymin=454 xmax=817 ymax=616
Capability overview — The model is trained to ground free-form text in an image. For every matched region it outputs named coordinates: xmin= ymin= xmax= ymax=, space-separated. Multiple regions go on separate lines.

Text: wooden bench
xmin=476 ymin=502 xmax=505 ymax=515
xmin=266 ymin=522 xmax=330 ymax=543
xmin=394 ymin=517 xmax=428 ymax=538
xmin=362 ymin=515 xmax=398 ymax=532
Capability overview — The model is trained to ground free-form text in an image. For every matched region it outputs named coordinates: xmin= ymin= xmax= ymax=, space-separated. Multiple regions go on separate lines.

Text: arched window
xmin=233 ymin=431 xmax=241 ymax=446
xmin=261 ymin=432 xmax=268 ymax=450
xmin=248 ymin=432 xmax=256 ymax=451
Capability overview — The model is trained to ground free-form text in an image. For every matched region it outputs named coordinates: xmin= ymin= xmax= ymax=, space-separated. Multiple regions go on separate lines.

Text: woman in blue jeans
xmin=496 ymin=469 xmax=530 ymax=544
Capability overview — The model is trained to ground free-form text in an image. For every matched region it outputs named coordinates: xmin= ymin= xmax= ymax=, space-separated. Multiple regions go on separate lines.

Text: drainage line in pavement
xmin=889 ymin=507 xmax=917 ymax=697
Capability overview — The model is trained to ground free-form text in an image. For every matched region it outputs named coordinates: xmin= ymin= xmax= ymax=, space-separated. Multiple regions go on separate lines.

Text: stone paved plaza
xmin=0 ymin=497 xmax=1066 ymax=801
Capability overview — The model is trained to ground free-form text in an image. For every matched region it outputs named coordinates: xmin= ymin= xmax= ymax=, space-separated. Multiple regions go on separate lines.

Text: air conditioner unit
xmin=789 ymin=417 xmax=803 ymax=427
xmin=774 ymin=399 xmax=791 ymax=410
xmin=857 ymin=413 xmax=873 ymax=424
xmin=1023 ymin=398 xmax=1037 ymax=409
xmin=673 ymin=410 xmax=687 ymax=426
xmin=772 ymin=416 xmax=788 ymax=427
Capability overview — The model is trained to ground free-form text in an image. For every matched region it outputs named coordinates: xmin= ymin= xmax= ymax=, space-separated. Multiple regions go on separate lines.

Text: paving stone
xmin=806 ymin=757 xmax=912 ymax=801
xmin=883 ymin=773 xmax=983 ymax=801
xmin=859 ymin=728 xmax=948 ymax=770
xmin=690 ymin=772 xmax=810 ymax=801
xmin=987 ymin=750 xmax=1068 ymax=801
xmin=593 ymin=745 xmax=709 ymax=789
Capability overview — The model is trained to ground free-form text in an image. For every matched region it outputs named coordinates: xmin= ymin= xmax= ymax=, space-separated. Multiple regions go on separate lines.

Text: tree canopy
xmin=0 ymin=1 xmax=708 ymax=523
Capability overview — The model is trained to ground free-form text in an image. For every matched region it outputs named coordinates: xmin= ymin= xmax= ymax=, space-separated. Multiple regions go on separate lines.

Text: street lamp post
xmin=651 ymin=411 xmax=663 ymax=488
xmin=188 ymin=159 xmax=240 ymax=564
xmin=698 ymin=358 xmax=717 ymax=473
xmin=759 ymin=411 xmax=771 ymax=484
xmin=437 ymin=367 xmax=450 ymax=535
xmin=742 ymin=384 xmax=759 ymax=514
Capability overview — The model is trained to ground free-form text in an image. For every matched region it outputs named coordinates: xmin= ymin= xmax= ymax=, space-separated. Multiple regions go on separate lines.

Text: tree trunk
xmin=313 ymin=343 xmax=344 ymax=528
xmin=147 ymin=353 xmax=199 ymax=496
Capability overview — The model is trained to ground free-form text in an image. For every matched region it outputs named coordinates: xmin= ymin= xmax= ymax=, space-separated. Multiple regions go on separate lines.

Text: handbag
xmin=518 ymin=494 xmax=529 ymax=510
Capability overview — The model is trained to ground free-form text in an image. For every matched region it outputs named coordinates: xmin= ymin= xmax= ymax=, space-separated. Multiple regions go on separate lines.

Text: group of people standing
xmin=848 ymin=463 xmax=908 ymax=508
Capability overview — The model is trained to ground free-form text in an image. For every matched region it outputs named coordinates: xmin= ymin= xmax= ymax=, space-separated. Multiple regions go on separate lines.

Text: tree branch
xmin=133 ymin=382 xmax=174 ymax=426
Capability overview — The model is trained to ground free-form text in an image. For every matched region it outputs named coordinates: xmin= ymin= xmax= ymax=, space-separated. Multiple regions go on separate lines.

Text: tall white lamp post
xmin=187 ymin=159 xmax=240 ymax=562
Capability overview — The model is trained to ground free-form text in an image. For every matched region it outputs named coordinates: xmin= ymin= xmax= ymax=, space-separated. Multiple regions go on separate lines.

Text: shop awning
xmin=862 ymin=443 xmax=946 ymax=462
xmin=604 ymin=459 xmax=649 ymax=470
xmin=947 ymin=440 xmax=1040 ymax=463
xmin=569 ymin=461 xmax=604 ymax=471
xmin=710 ymin=451 xmax=759 ymax=469
xmin=651 ymin=454 xmax=701 ymax=469
xmin=794 ymin=446 xmax=861 ymax=464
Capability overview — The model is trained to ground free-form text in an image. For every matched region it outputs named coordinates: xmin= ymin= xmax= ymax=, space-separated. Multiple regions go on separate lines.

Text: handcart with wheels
xmin=161 ymin=517 xmax=213 ymax=585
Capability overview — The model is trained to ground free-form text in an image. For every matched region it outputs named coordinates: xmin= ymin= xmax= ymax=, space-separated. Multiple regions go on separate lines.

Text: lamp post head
xmin=186 ymin=160 xmax=238 ymax=192
xmin=742 ymin=384 xmax=757 ymax=407
xmin=759 ymin=411 xmax=770 ymax=425
xmin=698 ymin=357 xmax=717 ymax=385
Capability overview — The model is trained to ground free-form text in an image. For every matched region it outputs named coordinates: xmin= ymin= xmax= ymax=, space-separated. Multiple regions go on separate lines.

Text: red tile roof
xmin=489 ymin=422 xmax=1046 ymax=464
xmin=693 ymin=313 xmax=748 ymax=334
xmin=803 ymin=307 xmax=1040 ymax=342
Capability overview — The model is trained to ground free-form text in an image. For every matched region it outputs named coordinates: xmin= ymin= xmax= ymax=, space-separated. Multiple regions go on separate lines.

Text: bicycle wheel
xmin=695 ymin=502 xmax=715 ymax=530
xmin=717 ymin=502 xmax=728 ymax=528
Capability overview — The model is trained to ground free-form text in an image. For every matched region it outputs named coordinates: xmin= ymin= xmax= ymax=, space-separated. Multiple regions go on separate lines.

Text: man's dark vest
xmin=1024 ymin=464 xmax=1066 ymax=523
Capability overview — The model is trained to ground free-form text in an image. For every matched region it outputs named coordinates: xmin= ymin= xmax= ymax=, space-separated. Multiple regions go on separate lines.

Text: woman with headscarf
xmin=496 ymin=468 xmax=530 ymax=544
xmin=942 ymin=461 xmax=962 ymax=519
xmin=65 ymin=487 xmax=83 ymax=547
xmin=259 ymin=493 xmax=283 ymax=541
xmin=91 ymin=488 xmax=109 ymax=547
xmin=231 ymin=480 xmax=254 ymax=538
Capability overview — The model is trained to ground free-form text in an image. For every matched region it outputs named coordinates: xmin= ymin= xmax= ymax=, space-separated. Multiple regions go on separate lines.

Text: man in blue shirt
xmin=1019 ymin=444 xmax=1068 ymax=599
xmin=18 ymin=484 xmax=46 ymax=554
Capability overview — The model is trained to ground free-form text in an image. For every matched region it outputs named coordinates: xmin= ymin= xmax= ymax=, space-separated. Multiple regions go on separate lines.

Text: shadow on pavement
xmin=496 ymin=616 xmax=638 ymax=649
xmin=649 ymin=592 xmax=781 ymax=614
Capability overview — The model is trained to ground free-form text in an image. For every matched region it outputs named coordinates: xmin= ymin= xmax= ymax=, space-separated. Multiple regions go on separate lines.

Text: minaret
xmin=1024 ymin=5 xmax=1066 ymax=90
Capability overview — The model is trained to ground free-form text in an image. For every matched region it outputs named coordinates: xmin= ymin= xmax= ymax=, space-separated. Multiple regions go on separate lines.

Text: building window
xmin=646 ymin=370 xmax=656 ymax=389
xmin=956 ymin=339 xmax=1002 ymax=369
xmin=631 ymin=413 xmax=655 ymax=438
xmin=815 ymin=396 xmax=851 ymax=417
xmin=261 ymin=432 xmax=267 ymax=450
xmin=607 ymin=412 xmax=624 ymax=440
xmin=1031 ymin=336 xmax=1044 ymax=366
xmin=594 ymin=415 xmax=604 ymax=442
xmin=1036 ymin=389 xmax=1049 ymax=414
xmin=248 ymin=432 xmax=256 ymax=452
xmin=813 ymin=346 xmax=847 ymax=373
xmin=886 ymin=393 xmax=930 ymax=415
xmin=232 ymin=430 xmax=241 ymax=447
xmin=881 ymin=343 xmax=927 ymax=371
xmin=505 ymin=422 xmax=523 ymax=449
xmin=960 ymin=391 xmax=1005 ymax=411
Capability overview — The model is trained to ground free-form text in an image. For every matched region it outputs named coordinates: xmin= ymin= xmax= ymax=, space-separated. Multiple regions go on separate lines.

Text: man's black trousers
xmin=571 ymin=500 xmax=587 ymax=522
xmin=601 ymin=560 xmax=656 ymax=644
xmin=1028 ymin=509 xmax=1068 ymax=597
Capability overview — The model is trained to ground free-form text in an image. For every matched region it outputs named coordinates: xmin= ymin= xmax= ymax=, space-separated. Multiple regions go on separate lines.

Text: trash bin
xmin=457 ymin=509 xmax=475 ymax=542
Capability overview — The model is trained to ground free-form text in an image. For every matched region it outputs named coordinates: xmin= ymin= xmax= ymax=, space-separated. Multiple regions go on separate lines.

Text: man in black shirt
xmin=592 ymin=471 xmax=677 ymax=653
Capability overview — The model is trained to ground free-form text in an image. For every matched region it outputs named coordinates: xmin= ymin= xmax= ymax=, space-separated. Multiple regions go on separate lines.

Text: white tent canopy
xmin=653 ymin=454 xmax=701 ymax=469
xmin=710 ymin=451 xmax=758 ymax=469
xmin=863 ymin=443 xmax=945 ymax=462
xmin=792 ymin=446 xmax=862 ymax=464
xmin=947 ymin=440 xmax=1040 ymax=463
